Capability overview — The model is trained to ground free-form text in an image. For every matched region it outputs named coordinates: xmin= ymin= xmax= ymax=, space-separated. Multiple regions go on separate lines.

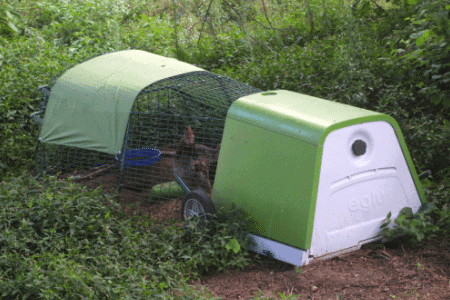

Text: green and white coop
xmin=31 ymin=50 xmax=427 ymax=267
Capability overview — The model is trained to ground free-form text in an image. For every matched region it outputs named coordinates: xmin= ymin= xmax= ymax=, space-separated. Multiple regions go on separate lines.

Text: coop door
xmin=309 ymin=121 xmax=422 ymax=257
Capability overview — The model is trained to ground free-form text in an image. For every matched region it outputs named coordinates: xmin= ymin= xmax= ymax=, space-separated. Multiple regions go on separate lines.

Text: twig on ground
xmin=72 ymin=163 xmax=118 ymax=181
xmin=401 ymin=243 xmax=411 ymax=266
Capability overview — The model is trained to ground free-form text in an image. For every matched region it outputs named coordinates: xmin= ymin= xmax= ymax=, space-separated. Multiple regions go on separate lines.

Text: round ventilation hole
xmin=352 ymin=139 xmax=367 ymax=156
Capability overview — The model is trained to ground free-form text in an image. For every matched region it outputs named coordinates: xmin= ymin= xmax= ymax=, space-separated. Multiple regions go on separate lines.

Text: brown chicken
xmin=172 ymin=126 xmax=221 ymax=193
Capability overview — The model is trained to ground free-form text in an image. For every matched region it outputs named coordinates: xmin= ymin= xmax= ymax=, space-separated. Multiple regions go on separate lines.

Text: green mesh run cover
xmin=34 ymin=49 xmax=261 ymax=202
xmin=39 ymin=50 xmax=204 ymax=155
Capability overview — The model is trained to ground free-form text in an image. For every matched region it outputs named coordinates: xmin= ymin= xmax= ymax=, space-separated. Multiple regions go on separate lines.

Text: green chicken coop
xmin=31 ymin=49 xmax=427 ymax=266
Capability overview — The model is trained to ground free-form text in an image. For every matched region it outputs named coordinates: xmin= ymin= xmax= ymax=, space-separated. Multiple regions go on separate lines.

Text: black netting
xmin=119 ymin=71 xmax=261 ymax=207
xmin=128 ymin=71 xmax=261 ymax=149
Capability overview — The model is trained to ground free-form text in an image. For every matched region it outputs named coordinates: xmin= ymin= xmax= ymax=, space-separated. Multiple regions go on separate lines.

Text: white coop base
xmin=246 ymin=233 xmax=386 ymax=267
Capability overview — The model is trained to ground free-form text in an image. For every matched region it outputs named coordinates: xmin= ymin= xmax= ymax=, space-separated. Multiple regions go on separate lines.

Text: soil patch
xmin=184 ymin=234 xmax=450 ymax=300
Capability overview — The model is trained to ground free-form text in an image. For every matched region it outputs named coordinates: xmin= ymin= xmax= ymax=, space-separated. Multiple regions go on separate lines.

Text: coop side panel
xmin=211 ymin=118 xmax=319 ymax=250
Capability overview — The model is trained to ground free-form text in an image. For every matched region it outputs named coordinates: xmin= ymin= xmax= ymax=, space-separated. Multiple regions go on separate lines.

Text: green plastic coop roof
xmin=39 ymin=50 xmax=204 ymax=155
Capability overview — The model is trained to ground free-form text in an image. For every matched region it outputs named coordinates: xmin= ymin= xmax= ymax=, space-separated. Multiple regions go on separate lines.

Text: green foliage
xmin=0 ymin=172 xmax=252 ymax=298
xmin=181 ymin=201 xmax=255 ymax=275
xmin=397 ymin=1 xmax=450 ymax=109
xmin=391 ymin=113 xmax=450 ymax=181
xmin=380 ymin=179 xmax=450 ymax=244
xmin=351 ymin=0 xmax=450 ymax=109
xmin=0 ymin=0 xmax=25 ymax=39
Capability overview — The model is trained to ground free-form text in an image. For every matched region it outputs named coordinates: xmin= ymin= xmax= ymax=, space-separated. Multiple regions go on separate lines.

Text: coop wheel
xmin=181 ymin=189 xmax=216 ymax=230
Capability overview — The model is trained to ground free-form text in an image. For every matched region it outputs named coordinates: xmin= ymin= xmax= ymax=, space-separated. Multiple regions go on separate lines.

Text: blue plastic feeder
xmin=117 ymin=148 xmax=162 ymax=167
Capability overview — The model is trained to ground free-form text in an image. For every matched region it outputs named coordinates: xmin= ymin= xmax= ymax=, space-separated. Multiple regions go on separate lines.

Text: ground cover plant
xmin=0 ymin=171 xmax=255 ymax=299
xmin=0 ymin=0 xmax=449 ymax=298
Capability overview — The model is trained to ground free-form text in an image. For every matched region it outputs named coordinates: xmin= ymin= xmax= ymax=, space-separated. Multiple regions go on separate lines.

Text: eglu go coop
xmin=31 ymin=50 xmax=427 ymax=266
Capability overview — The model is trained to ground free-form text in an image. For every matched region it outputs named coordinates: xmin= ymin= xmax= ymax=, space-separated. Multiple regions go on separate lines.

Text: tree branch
xmin=222 ymin=0 xmax=248 ymax=36
xmin=261 ymin=0 xmax=273 ymax=29
xmin=197 ymin=0 xmax=215 ymax=55
xmin=248 ymin=15 xmax=293 ymax=31
xmin=223 ymin=0 xmax=291 ymax=32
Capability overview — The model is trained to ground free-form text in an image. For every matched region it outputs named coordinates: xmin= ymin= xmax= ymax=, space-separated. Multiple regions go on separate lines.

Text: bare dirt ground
xmin=185 ymin=233 xmax=450 ymax=300
xmin=38 ymin=165 xmax=450 ymax=300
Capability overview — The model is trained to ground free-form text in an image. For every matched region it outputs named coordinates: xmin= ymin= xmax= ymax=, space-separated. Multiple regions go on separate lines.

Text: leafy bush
xmin=0 ymin=0 xmax=25 ymax=39
xmin=351 ymin=0 xmax=450 ymax=109
xmin=180 ymin=201 xmax=255 ymax=276
xmin=0 ymin=171 xmax=253 ymax=298
xmin=380 ymin=178 xmax=450 ymax=244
